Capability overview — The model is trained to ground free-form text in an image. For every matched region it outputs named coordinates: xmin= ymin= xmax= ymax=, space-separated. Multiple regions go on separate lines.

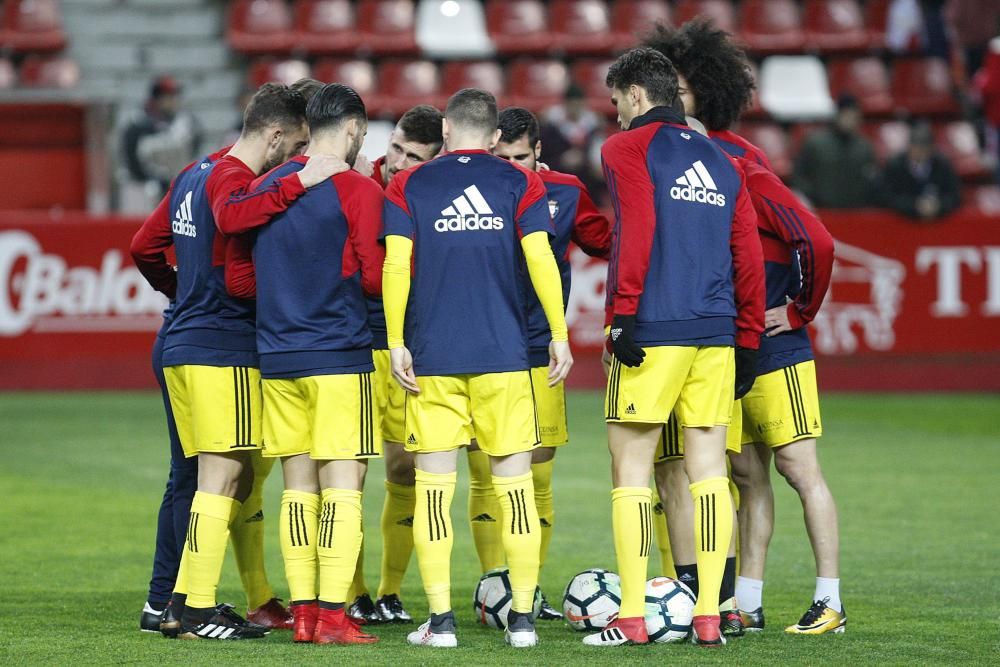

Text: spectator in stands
xmin=793 ymin=95 xmax=879 ymax=208
xmin=881 ymin=121 xmax=961 ymax=220
xmin=973 ymin=34 xmax=1000 ymax=181
xmin=119 ymin=75 xmax=202 ymax=213
xmin=539 ymin=83 xmax=605 ymax=201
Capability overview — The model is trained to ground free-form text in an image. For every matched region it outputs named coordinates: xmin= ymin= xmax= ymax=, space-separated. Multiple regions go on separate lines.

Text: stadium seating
xmin=739 ymin=0 xmax=807 ymax=54
xmin=864 ymin=119 xmax=909 ymax=162
xmin=803 ymin=0 xmax=868 ymax=53
xmin=416 ymin=0 xmax=493 ymax=59
xmin=376 ymin=59 xmax=442 ymax=114
xmin=968 ymin=184 xmax=1000 ymax=214
xmin=357 ymin=0 xmax=419 ymax=55
xmin=293 ymin=0 xmax=362 ymax=54
xmin=441 ymin=61 xmax=506 ymax=100
xmin=486 ymin=0 xmax=552 ymax=55
xmin=0 ymin=57 xmax=17 ymax=89
xmin=0 ymin=0 xmax=66 ymax=53
xmin=828 ymin=57 xmax=893 ymax=115
xmin=610 ymin=0 xmax=671 ymax=51
xmin=674 ymin=0 xmax=736 ymax=33
xmin=507 ymin=58 xmax=570 ymax=111
xmin=313 ymin=58 xmax=378 ymax=98
xmin=936 ymin=121 xmax=991 ymax=181
xmin=891 ymin=58 xmax=959 ymax=116
xmin=19 ymin=55 xmax=80 ymax=89
xmin=740 ymin=122 xmax=792 ymax=177
xmin=226 ymin=0 xmax=295 ymax=55
xmin=865 ymin=0 xmax=890 ymax=48
xmin=550 ymin=0 xmax=616 ymax=55
xmin=759 ymin=55 xmax=835 ymax=120
xmin=248 ymin=57 xmax=312 ymax=87
xmin=571 ymin=58 xmax=615 ymax=114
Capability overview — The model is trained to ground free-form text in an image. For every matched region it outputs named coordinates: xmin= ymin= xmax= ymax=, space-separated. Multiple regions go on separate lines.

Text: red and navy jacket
xmin=248 ymin=157 xmax=385 ymax=379
xmin=740 ymin=159 xmax=835 ymax=374
xmin=364 ymin=154 xmax=390 ymax=348
xmin=525 ymin=169 xmax=610 ymax=366
xmin=383 ymin=149 xmax=554 ymax=376
xmin=709 ymin=129 xmax=774 ymax=173
xmin=601 ymin=107 xmax=765 ymax=349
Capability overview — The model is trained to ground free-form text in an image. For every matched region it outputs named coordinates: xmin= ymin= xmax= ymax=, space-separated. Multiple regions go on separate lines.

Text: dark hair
xmin=605 ymin=47 xmax=679 ymax=107
xmin=242 ymin=82 xmax=307 ymax=134
xmin=306 ymin=82 xmax=367 ymax=134
xmin=836 ymin=93 xmax=860 ymax=111
xmin=445 ymin=88 xmax=498 ymax=134
xmin=290 ymin=77 xmax=325 ymax=104
xmin=498 ymin=107 xmax=540 ymax=146
xmin=642 ymin=20 xmax=755 ymax=131
xmin=398 ymin=104 xmax=444 ymax=148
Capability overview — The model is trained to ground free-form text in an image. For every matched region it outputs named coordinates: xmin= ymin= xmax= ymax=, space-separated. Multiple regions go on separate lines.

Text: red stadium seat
xmin=803 ymin=0 xmax=868 ymax=53
xmin=19 ymin=55 xmax=80 ymax=89
xmin=863 ymin=120 xmax=909 ymax=162
xmin=1 ymin=0 xmax=66 ymax=53
xmin=292 ymin=0 xmax=361 ymax=54
xmin=611 ymin=0 xmax=671 ymax=51
xmin=312 ymin=58 xmax=378 ymax=97
xmin=740 ymin=0 xmax=807 ymax=54
xmin=866 ymin=0 xmax=889 ymax=48
xmin=485 ymin=0 xmax=552 ymax=56
xmin=357 ymin=0 xmax=418 ymax=56
xmin=377 ymin=60 xmax=442 ymax=115
xmin=891 ymin=58 xmax=959 ymax=116
xmin=441 ymin=61 xmax=506 ymax=102
xmin=226 ymin=0 xmax=294 ymax=54
xmin=550 ymin=0 xmax=615 ymax=55
xmin=739 ymin=122 xmax=792 ymax=178
xmin=936 ymin=121 xmax=991 ymax=181
xmin=0 ymin=58 xmax=16 ymax=89
xmin=967 ymin=184 xmax=1000 ymax=214
xmin=571 ymin=58 xmax=616 ymax=115
xmin=674 ymin=0 xmax=736 ymax=34
xmin=247 ymin=57 xmax=312 ymax=87
xmin=507 ymin=59 xmax=570 ymax=111
xmin=827 ymin=57 xmax=893 ymax=116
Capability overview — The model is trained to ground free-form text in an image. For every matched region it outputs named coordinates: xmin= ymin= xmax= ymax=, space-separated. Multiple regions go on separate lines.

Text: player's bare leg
xmin=584 ymin=423 xmax=659 ymax=646
xmin=374 ymin=440 xmax=415 ymax=623
xmin=531 ymin=445 xmax=562 ymax=619
xmin=279 ymin=453 xmax=321 ymax=641
xmin=313 ymin=459 xmax=377 ymax=644
xmin=729 ymin=442 xmax=774 ymax=630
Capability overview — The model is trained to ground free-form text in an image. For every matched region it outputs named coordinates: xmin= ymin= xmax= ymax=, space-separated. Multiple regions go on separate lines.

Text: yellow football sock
xmin=347 ymin=533 xmax=368 ymax=602
xmin=493 ymin=471 xmax=541 ymax=613
xmin=653 ymin=500 xmax=676 ymax=578
xmin=174 ymin=546 xmax=189 ymax=596
xmin=279 ymin=490 xmax=319 ymax=603
xmin=531 ymin=459 xmax=555 ymax=569
xmin=612 ymin=487 xmax=653 ymax=619
xmin=413 ymin=469 xmax=456 ymax=614
xmin=184 ymin=491 xmax=236 ymax=609
xmin=730 ymin=477 xmax=741 ymax=570
xmin=229 ymin=462 xmax=275 ymax=610
xmin=690 ymin=476 xmax=734 ymax=616
xmin=377 ymin=481 xmax=415 ymax=598
xmin=317 ymin=488 xmax=364 ymax=606
xmin=468 ymin=449 xmax=505 ymax=572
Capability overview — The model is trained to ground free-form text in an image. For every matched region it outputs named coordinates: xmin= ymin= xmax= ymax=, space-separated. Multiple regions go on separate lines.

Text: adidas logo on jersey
xmin=172 ymin=191 xmax=198 ymax=237
xmin=670 ymin=160 xmax=727 ymax=207
xmin=435 ymin=185 xmax=505 ymax=232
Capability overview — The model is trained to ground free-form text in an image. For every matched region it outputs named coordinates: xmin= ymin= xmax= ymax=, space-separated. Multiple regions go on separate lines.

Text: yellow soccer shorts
xmin=164 ymin=364 xmax=262 ymax=458
xmin=606 ymin=345 xmax=735 ymax=428
xmin=403 ymin=370 xmax=540 ymax=457
xmin=740 ymin=360 xmax=823 ymax=448
xmin=261 ymin=373 xmax=382 ymax=460
xmin=530 ymin=365 xmax=568 ymax=447
xmin=373 ymin=349 xmax=407 ymax=444
xmin=654 ymin=400 xmax=743 ymax=463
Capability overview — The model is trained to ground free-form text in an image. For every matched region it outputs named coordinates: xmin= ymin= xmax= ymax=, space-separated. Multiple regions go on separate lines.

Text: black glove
xmin=735 ymin=346 xmax=758 ymax=399
xmin=609 ymin=314 xmax=645 ymax=367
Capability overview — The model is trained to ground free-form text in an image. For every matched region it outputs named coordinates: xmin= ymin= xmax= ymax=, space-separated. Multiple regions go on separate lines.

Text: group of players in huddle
xmin=130 ymin=20 xmax=843 ymax=649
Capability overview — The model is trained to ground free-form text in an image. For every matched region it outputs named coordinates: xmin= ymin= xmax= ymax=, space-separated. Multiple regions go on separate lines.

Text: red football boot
xmin=582 ymin=616 xmax=649 ymax=646
xmin=247 ymin=598 xmax=294 ymax=630
xmin=692 ymin=614 xmax=726 ymax=647
xmin=290 ymin=602 xmax=319 ymax=643
xmin=313 ymin=607 xmax=379 ymax=645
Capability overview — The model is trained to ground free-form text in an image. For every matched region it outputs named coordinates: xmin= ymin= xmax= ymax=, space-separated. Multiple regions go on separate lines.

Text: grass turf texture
xmin=1 ymin=391 xmax=998 ymax=665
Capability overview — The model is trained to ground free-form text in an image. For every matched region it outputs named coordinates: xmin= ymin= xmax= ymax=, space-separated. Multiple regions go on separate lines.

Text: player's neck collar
xmin=629 ymin=106 xmax=687 ymax=131
xmin=446 ymin=149 xmax=491 ymax=155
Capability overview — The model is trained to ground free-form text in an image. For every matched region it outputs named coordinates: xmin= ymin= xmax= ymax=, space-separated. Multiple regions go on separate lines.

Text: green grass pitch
xmin=1 ymin=391 xmax=998 ymax=665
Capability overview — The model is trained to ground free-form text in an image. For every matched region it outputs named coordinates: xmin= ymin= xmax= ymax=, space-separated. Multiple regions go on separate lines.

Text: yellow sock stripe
xmin=187 ymin=511 xmax=198 ymax=553
xmin=319 ymin=502 xmax=336 ymax=549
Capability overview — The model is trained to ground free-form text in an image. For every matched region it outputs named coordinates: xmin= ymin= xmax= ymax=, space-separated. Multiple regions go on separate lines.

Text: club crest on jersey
xmin=435 ymin=185 xmax=505 ymax=232
xmin=172 ymin=191 xmax=198 ymax=237
xmin=670 ymin=160 xmax=727 ymax=207
xmin=548 ymin=199 xmax=560 ymax=218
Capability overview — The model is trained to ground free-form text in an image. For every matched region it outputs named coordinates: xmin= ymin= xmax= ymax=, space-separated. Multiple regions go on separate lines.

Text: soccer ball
xmin=472 ymin=567 xmax=541 ymax=629
xmin=562 ymin=568 xmax=622 ymax=631
xmin=644 ymin=576 xmax=696 ymax=643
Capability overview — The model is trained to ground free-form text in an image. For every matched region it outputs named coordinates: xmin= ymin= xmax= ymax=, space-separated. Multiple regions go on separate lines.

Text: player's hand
xmin=537 ymin=161 xmax=550 ymax=172
xmin=390 ymin=346 xmax=420 ymax=394
xmin=734 ymin=346 xmax=758 ymax=399
xmin=353 ymin=153 xmax=374 ymax=178
xmin=297 ymin=154 xmax=350 ymax=188
xmin=609 ymin=314 xmax=645 ymax=367
xmin=764 ymin=305 xmax=794 ymax=336
xmin=548 ymin=340 xmax=573 ymax=387
xmin=601 ymin=347 xmax=612 ymax=378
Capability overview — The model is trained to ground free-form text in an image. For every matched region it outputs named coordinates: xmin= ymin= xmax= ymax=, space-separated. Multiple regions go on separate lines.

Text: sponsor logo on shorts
xmin=625 ymin=403 xmax=636 ymax=415
xmin=757 ymin=418 xmax=784 ymax=433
